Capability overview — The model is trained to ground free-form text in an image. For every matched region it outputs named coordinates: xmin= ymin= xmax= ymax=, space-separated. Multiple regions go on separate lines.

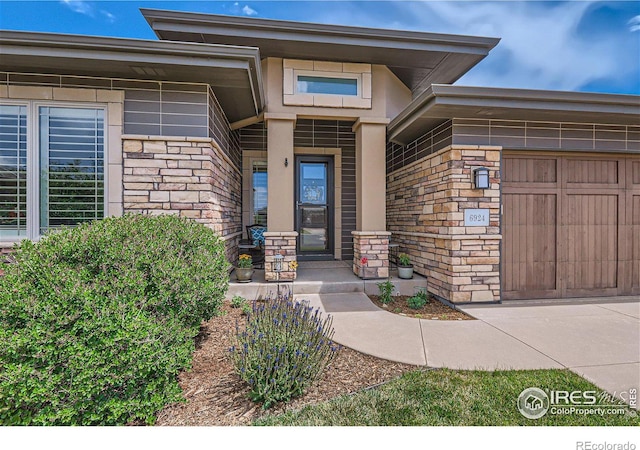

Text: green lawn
xmin=255 ymin=369 xmax=639 ymax=426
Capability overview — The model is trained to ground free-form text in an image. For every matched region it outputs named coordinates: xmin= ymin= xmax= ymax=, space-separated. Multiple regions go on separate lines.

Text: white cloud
xmin=100 ymin=10 xmax=116 ymax=23
xmin=60 ymin=1 xmax=116 ymax=24
xmin=242 ymin=5 xmax=258 ymax=16
xmin=59 ymin=0 xmax=94 ymax=17
xmin=230 ymin=2 xmax=258 ymax=17
xmin=404 ymin=1 xmax=621 ymax=91
xmin=310 ymin=1 xmax=636 ymax=93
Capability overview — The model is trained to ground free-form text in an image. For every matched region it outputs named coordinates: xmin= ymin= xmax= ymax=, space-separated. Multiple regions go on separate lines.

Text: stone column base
xmin=264 ymin=231 xmax=298 ymax=282
xmin=352 ymin=231 xmax=391 ymax=279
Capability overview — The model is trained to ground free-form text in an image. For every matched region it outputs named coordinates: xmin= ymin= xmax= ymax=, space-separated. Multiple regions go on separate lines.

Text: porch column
xmin=264 ymin=113 xmax=298 ymax=282
xmin=352 ymin=118 xmax=390 ymax=279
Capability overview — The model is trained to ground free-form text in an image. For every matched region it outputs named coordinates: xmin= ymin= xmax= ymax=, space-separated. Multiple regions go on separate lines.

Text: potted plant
xmin=235 ymin=254 xmax=254 ymax=283
xmin=397 ymin=253 xmax=413 ymax=279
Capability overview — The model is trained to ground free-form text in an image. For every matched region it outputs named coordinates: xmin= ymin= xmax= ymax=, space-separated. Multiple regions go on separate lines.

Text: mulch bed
xmin=155 ymin=303 xmax=416 ymax=426
xmin=368 ymin=295 xmax=474 ymax=320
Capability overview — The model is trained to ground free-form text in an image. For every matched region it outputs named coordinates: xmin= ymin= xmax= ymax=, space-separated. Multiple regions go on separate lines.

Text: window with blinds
xmin=0 ymin=105 xmax=27 ymax=239
xmin=39 ymin=107 xmax=105 ymax=233
xmin=252 ymin=161 xmax=267 ymax=226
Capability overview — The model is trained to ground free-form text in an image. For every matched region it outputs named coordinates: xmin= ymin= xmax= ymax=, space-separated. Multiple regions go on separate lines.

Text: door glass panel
xmin=300 ymin=163 xmax=327 ymax=204
xmin=301 ymin=205 xmax=327 ymax=227
xmin=297 ymin=161 xmax=330 ymax=253
xmin=300 ymin=206 xmax=327 ymax=251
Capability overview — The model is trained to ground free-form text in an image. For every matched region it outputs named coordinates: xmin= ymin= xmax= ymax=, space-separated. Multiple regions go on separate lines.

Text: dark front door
xmin=295 ymin=156 xmax=334 ymax=259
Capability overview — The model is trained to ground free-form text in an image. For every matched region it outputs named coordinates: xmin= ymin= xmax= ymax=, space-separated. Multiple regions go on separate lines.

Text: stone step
xmin=226 ymin=268 xmax=428 ymax=300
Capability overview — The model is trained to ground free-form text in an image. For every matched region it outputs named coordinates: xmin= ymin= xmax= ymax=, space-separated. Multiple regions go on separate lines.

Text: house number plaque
xmin=464 ymin=209 xmax=490 ymax=226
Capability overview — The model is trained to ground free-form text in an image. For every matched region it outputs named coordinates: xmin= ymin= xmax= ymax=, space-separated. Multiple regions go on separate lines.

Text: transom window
xmin=296 ymin=75 xmax=358 ymax=96
xmin=0 ymin=102 xmax=105 ymax=240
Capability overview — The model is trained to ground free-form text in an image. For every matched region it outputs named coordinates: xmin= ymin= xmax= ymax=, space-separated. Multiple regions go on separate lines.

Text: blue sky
xmin=0 ymin=1 xmax=638 ymax=95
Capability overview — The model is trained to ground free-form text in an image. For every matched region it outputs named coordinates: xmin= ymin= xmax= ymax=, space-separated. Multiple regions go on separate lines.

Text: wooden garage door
xmin=502 ymin=153 xmax=640 ymax=299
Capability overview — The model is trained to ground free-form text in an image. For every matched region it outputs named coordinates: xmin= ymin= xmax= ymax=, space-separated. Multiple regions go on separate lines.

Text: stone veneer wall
xmin=264 ymin=231 xmax=298 ymax=282
xmin=122 ymin=136 xmax=242 ymax=264
xmin=387 ymin=145 xmax=502 ymax=303
xmin=352 ymin=231 xmax=391 ymax=279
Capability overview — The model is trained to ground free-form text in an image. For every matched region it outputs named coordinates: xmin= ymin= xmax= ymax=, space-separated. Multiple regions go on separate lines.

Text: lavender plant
xmin=229 ymin=293 xmax=341 ymax=408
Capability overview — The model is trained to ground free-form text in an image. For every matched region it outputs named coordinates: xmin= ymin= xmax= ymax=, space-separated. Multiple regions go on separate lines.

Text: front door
xmin=295 ymin=156 xmax=334 ymax=259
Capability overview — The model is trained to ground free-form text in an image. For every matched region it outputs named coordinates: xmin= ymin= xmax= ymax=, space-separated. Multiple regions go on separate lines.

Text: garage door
xmin=502 ymin=153 xmax=640 ymax=300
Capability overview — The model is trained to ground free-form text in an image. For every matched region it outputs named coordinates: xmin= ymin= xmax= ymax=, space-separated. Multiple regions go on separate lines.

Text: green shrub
xmin=231 ymin=295 xmax=248 ymax=308
xmin=377 ymin=280 xmax=395 ymax=304
xmin=230 ymin=293 xmax=340 ymax=408
xmin=407 ymin=292 xmax=429 ymax=309
xmin=0 ymin=214 xmax=229 ymax=425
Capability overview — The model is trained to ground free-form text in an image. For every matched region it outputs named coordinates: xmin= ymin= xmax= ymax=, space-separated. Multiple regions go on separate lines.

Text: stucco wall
xmin=122 ymin=136 xmax=242 ymax=264
xmin=387 ymin=144 xmax=502 ymax=303
xmin=261 ymin=58 xmax=411 ymax=121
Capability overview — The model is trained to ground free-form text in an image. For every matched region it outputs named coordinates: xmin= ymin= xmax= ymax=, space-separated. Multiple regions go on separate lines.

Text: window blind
xmin=252 ymin=161 xmax=267 ymax=226
xmin=39 ymin=107 xmax=104 ymax=233
xmin=0 ymin=105 xmax=27 ymax=239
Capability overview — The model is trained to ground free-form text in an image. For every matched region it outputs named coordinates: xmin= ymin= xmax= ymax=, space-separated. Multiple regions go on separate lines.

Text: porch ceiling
xmin=141 ymin=8 xmax=500 ymax=95
xmin=389 ymin=84 xmax=640 ymax=145
xmin=0 ymin=30 xmax=264 ymax=122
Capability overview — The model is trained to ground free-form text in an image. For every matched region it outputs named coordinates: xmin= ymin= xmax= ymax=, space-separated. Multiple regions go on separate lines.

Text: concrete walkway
xmin=301 ymin=292 xmax=640 ymax=406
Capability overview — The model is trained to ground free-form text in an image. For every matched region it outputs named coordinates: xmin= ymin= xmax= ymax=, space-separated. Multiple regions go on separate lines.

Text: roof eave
xmin=389 ymin=85 xmax=640 ymax=145
xmin=0 ymin=30 xmax=265 ymax=119
xmin=0 ymin=30 xmax=262 ymax=62
xmin=141 ymin=8 xmax=500 ymax=53
xmin=141 ymin=8 xmax=500 ymax=92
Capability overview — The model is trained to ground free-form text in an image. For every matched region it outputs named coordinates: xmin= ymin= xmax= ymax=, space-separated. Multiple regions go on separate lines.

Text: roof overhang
xmin=141 ymin=8 xmax=500 ymax=94
xmin=389 ymin=84 xmax=640 ymax=144
xmin=0 ymin=30 xmax=264 ymax=122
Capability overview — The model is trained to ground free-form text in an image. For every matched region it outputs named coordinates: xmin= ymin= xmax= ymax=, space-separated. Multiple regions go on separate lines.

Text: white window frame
xmin=0 ymin=99 xmax=108 ymax=241
xmin=282 ymin=60 xmax=372 ymax=109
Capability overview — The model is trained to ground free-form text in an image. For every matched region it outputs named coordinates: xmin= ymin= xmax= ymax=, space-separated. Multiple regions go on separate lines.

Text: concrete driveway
xmin=302 ymin=293 xmax=640 ymax=408
xmin=460 ymin=299 xmax=640 ymax=407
